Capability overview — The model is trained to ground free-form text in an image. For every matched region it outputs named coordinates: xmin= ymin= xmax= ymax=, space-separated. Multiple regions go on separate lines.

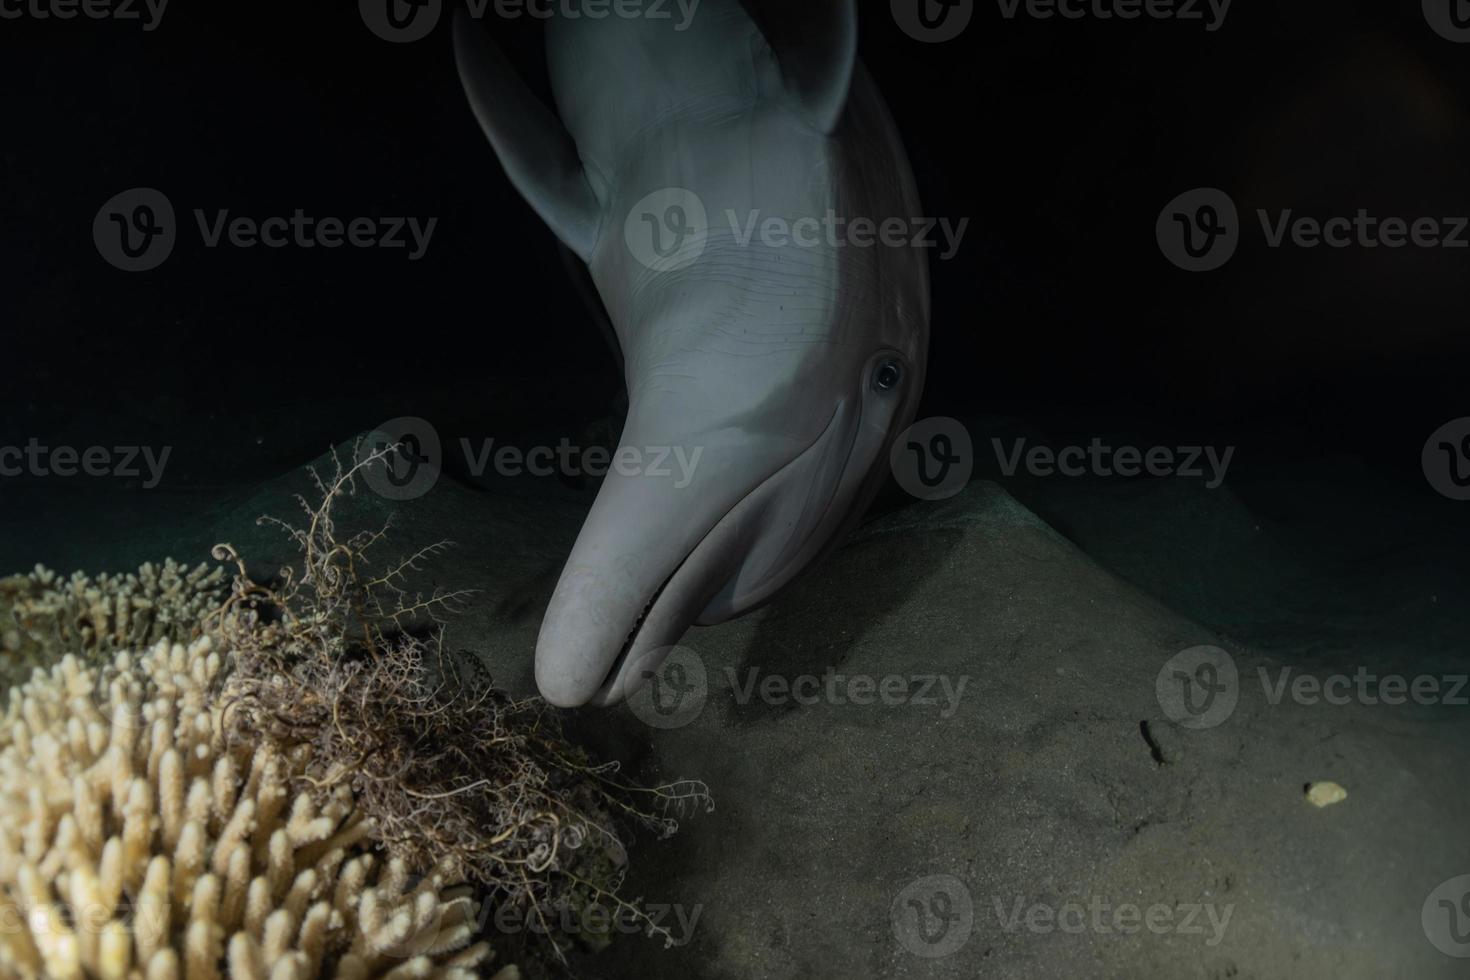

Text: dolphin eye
xmin=872 ymin=358 xmax=903 ymax=392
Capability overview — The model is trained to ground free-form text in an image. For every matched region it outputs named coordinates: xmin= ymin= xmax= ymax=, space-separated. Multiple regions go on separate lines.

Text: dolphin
xmin=454 ymin=0 xmax=931 ymax=707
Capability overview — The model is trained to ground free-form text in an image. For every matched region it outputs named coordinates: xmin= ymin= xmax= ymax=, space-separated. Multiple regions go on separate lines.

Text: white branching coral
xmin=0 ymin=560 xmax=228 ymax=688
xmin=0 ymin=443 xmax=710 ymax=976
xmin=0 ymin=637 xmax=519 ymax=980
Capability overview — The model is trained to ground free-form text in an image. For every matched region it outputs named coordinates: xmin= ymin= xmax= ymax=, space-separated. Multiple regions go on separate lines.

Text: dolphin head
xmin=537 ymin=224 xmax=927 ymax=705
xmin=455 ymin=0 xmax=930 ymax=706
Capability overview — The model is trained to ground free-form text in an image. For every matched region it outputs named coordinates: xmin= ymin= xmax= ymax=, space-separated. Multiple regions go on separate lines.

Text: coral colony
xmin=0 ymin=448 xmax=710 ymax=978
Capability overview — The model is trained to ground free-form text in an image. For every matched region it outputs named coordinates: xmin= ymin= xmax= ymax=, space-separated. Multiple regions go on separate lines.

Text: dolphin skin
xmin=455 ymin=0 xmax=931 ymax=706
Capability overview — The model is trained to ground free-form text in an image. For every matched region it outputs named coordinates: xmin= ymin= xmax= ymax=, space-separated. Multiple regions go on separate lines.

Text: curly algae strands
xmin=208 ymin=442 xmax=713 ymax=966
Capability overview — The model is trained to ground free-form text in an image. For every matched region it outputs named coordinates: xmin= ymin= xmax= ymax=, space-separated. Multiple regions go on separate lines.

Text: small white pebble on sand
xmin=1306 ymin=781 xmax=1347 ymax=808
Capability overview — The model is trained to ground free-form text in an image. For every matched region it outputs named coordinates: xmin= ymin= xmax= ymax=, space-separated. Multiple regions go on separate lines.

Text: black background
xmin=2 ymin=0 xmax=1467 ymax=492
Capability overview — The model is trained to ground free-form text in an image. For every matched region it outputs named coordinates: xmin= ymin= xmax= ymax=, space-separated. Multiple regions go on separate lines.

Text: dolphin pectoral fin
xmin=452 ymin=9 xmax=602 ymax=260
xmin=743 ymin=0 xmax=858 ymax=135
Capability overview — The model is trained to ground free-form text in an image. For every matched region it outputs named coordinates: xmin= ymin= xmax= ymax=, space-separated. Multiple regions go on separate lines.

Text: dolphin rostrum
xmin=455 ymin=0 xmax=931 ymax=707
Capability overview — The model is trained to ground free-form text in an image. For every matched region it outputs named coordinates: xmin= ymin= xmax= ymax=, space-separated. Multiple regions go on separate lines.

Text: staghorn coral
xmin=0 ymin=560 xmax=228 ymax=689
xmin=0 ymin=441 xmax=710 ymax=975
xmin=0 ymin=636 xmax=519 ymax=980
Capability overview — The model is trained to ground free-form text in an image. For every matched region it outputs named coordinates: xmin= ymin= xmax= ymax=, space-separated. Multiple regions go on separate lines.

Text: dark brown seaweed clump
xmin=207 ymin=444 xmax=712 ymax=968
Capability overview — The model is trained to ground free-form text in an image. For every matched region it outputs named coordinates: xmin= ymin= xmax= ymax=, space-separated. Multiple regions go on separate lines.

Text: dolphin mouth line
xmin=593 ymin=555 xmax=687 ymax=700
xmin=585 ymin=405 xmax=850 ymax=705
